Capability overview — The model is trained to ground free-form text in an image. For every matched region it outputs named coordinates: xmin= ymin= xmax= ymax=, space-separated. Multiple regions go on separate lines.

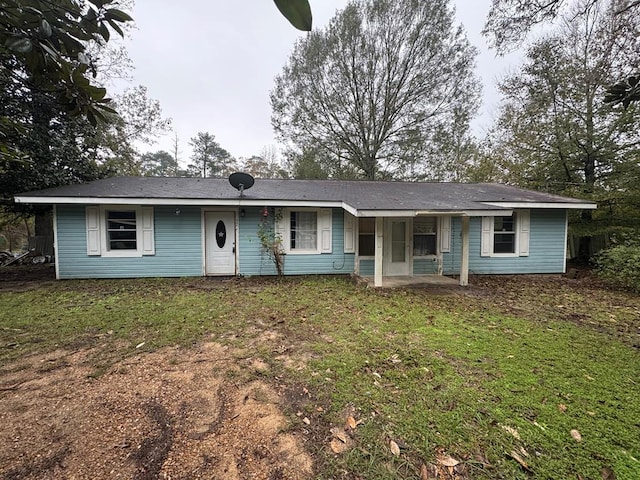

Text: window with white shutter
xmin=85 ymin=206 xmax=155 ymax=257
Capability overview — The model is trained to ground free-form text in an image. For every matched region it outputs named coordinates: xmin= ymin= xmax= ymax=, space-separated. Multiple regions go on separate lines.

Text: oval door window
xmin=215 ymin=220 xmax=226 ymax=248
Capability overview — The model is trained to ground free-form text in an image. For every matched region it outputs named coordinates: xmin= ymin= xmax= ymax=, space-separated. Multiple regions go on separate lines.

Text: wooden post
xmin=460 ymin=216 xmax=470 ymax=287
xmin=374 ymin=217 xmax=383 ymax=287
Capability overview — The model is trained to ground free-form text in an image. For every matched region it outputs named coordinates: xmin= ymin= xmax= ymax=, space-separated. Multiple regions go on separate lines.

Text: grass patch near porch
xmin=0 ymin=275 xmax=638 ymax=479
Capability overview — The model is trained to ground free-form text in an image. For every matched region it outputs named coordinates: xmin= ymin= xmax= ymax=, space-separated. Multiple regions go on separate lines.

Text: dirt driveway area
xmin=0 ymin=342 xmax=313 ymax=480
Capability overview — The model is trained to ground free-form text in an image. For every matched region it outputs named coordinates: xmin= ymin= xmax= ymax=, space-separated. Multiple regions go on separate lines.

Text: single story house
xmin=14 ymin=177 xmax=596 ymax=286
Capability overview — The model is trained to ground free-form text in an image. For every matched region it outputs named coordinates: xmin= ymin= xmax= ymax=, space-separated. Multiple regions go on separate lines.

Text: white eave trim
xmin=356 ymin=209 xmax=513 ymax=217
xmin=483 ymin=201 xmax=597 ymax=209
xmin=14 ymin=196 xmax=346 ymax=209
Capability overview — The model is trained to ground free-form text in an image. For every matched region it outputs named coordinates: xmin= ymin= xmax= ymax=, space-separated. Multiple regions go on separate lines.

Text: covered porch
xmin=360 ymin=215 xmax=471 ymax=288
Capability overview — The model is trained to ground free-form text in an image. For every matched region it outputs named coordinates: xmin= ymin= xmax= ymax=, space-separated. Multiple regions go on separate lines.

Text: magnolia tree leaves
xmin=0 ymin=0 xmax=133 ymax=126
xmin=273 ymin=0 xmax=312 ymax=31
xmin=604 ymin=74 xmax=640 ymax=109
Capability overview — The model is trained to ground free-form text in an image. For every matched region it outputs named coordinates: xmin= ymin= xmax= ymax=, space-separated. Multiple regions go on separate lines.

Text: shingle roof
xmin=15 ymin=177 xmax=595 ymax=212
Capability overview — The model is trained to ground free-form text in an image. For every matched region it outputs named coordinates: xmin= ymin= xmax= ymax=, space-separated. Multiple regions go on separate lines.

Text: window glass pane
xmin=413 ymin=235 xmax=437 ymax=256
xmin=392 ymin=241 xmax=405 ymax=262
xmin=413 ymin=217 xmax=436 ymax=234
xmin=290 ymin=211 xmax=317 ymax=250
xmin=494 ymin=215 xmax=515 ymax=232
xmin=391 ymin=222 xmax=405 ymax=262
xmin=358 ymin=218 xmax=375 ymax=256
xmin=494 ymin=214 xmax=516 ymax=254
xmin=413 ymin=217 xmax=437 ymax=256
xmin=107 ymin=210 xmax=137 ymax=250
xmin=494 ymin=233 xmax=515 ymax=253
xmin=359 ymin=235 xmax=375 ymax=256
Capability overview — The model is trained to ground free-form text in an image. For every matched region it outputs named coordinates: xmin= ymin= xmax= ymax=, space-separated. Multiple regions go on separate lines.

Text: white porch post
xmin=374 ymin=216 xmax=383 ymax=287
xmin=460 ymin=216 xmax=470 ymax=286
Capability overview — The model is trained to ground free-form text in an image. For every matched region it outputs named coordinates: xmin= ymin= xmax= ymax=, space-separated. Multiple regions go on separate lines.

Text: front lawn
xmin=1 ymin=274 xmax=638 ymax=479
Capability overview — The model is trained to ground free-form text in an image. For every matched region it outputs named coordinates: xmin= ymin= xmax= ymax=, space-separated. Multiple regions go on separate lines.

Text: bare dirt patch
xmin=0 ymin=343 xmax=313 ymax=479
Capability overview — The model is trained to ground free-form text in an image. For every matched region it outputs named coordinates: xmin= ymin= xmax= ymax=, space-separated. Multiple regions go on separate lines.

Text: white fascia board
xmin=341 ymin=202 xmax=358 ymax=216
xmin=483 ymin=201 xmax=597 ymax=210
xmin=356 ymin=210 xmax=417 ymax=217
xmin=355 ymin=209 xmax=514 ymax=217
xmin=415 ymin=210 xmax=513 ymax=217
xmin=14 ymin=196 xmax=345 ymax=209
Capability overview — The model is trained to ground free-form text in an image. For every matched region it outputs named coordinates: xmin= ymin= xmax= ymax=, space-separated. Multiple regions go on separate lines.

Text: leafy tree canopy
xmin=483 ymin=0 xmax=640 ymax=107
xmin=272 ymin=0 xmax=480 ymax=181
xmin=478 ymin=1 xmax=640 ymax=256
xmin=187 ymin=132 xmax=233 ymax=178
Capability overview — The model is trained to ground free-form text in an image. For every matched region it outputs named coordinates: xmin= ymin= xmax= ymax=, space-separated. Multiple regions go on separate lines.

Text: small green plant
xmin=256 ymin=207 xmax=285 ymax=276
xmin=594 ymin=245 xmax=640 ymax=292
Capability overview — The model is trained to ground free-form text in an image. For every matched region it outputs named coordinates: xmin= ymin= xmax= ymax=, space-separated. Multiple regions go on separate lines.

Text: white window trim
xmin=277 ymin=207 xmax=332 ymax=255
xmin=481 ymin=210 xmax=529 ymax=258
xmin=86 ymin=205 xmax=155 ymax=258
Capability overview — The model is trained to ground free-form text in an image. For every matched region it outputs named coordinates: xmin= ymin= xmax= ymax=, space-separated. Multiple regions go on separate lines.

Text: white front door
xmin=383 ymin=218 xmax=410 ymax=276
xmin=205 ymin=211 xmax=236 ymax=275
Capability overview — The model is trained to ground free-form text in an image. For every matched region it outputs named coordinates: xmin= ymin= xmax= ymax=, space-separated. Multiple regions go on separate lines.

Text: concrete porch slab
xmin=358 ymin=275 xmax=460 ymax=288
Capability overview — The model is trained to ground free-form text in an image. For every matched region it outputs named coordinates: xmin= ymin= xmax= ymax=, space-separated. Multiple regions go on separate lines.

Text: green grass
xmin=1 ymin=276 xmax=638 ymax=479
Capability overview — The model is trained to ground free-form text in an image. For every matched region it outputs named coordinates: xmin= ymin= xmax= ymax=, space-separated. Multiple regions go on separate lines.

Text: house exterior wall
xmin=54 ymin=205 xmax=567 ymax=279
xmin=56 ymin=205 xmax=355 ymax=279
xmin=56 ymin=205 xmax=203 ymax=279
xmin=238 ymin=207 xmax=355 ymax=276
xmin=442 ymin=209 xmax=567 ymax=275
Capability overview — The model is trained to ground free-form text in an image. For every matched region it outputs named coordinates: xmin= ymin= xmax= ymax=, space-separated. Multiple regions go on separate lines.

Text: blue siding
xmin=413 ymin=258 xmax=438 ymax=275
xmin=442 ymin=209 xmax=567 ymax=275
xmin=56 ymin=205 xmax=202 ymax=279
xmin=238 ymin=207 xmax=355 ymax=276
xmin=359 ymin=259 xmax=375 ymax=276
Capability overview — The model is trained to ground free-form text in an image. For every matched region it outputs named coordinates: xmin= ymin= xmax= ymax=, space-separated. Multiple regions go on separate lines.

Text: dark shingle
xmin=16 ymin=177 xmax=594 ymax=211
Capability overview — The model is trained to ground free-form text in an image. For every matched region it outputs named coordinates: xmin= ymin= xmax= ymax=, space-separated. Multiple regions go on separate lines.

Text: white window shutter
xmin=518 ymin=209 xmax=530 ymax=257
xmin=86 ymin=206 xmax=101 ymax=256
xmin=439 ymin=216 xmax=451 ymax=253
xmin=343 ymin=212 xmax=356 ymax=253
xmin=141 ymin=207 xmax=155 ymax=255
xmin=319 ymin=209 xmax=333 ymax=253
xmin=481 ymin=217 xmax=492 ymax=257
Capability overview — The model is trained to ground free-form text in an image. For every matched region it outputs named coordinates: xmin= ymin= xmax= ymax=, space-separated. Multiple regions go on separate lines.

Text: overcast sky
xmin=116 ymin=1 xmax=522 ymax=164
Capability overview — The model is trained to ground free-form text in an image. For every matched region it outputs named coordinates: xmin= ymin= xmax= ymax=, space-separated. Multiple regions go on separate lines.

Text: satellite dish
xmin=228 ymin=172 xmax=255 ymax=197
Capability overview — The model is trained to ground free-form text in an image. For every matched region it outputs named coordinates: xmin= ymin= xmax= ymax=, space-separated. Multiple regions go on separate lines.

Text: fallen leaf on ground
xmin=390 ymin=440 xmax=400 ymax=456
xmin=510 ymin=450 xmax=531 ymax=471
xmin=330 ymin=438 xmax=348 ymax=454
xmin=601 ymin=467 xmax=616 ymax=480
xmin=570 ymin=429 xmax=582 ymax=442
xmin=346 ymin=415 xmax=357 ymax=430
xmin=437 ymin=454 xmax=460 ymax=467
xmin=330 ymin=427 xmax=347 ymax=443
xmin=500 ymin=424 xmax=521 ymax=440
